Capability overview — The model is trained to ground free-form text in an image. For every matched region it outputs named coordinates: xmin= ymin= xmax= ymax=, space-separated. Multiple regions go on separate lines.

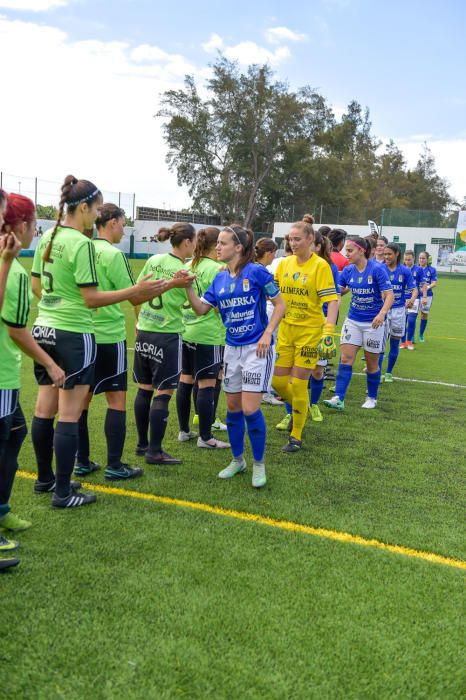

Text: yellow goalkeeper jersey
xmin=274 ymin=254 xmax=338 ymax=328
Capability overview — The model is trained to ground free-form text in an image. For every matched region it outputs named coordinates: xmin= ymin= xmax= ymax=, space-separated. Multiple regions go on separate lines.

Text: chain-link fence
xmin=0 ymin=171 xmax=136 ymax=222
xmin=276 ymin=203 xmax=457 ymax=228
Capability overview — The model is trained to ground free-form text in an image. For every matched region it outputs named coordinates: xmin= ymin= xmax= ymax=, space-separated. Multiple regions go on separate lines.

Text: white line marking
xmin=353 ymin=372 xmax=466 ymax=389
xmin=126 ymin=346 xmax=466 ymax=389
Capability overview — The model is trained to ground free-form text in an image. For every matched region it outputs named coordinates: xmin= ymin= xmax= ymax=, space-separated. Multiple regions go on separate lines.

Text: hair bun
xmin=302 ymin=213 xmax=314 ymax=225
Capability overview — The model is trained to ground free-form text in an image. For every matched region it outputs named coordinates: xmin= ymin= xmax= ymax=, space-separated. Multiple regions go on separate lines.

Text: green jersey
xmin=182 ymin=257 xmax=225 ymax=345
xmin=136 ymin=253 xmax=186 ymax=334
xmin=0 ymin=259 xmax=32 ymax=389
xmin=32 ymin=227 xmax=98 ymax=334
xmin=92 ymin=239 xmax=135 ymax=344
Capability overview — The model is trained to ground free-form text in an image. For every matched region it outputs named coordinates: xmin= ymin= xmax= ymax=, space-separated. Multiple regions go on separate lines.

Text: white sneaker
xmin=261 ymin=393 xmax=284 ymax=406
xmin=197 ymin=437 xmax=230 ymax=449
xmin=361 ymin=397 xmax=377 ymax=409
xmin=252 ymin=463 xmax=267 ymax=488
xmin=178 ymin=430 xmax=198 ymax=442
xmin=218 ymin=458 xmax=247 ymax=479
xmin=212 ymin=418 xmax=227 ymax=431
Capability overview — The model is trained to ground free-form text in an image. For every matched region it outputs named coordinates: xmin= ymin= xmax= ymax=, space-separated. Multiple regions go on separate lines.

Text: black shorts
xmin=0 ymin=394 xmax=25 ymax=453
xmin=133 ymin=330 xmax=181 ymax=390
xmin=93 ymin=341 xmax=128 ymax=394
xmin=32 ymin=326 xmax=96 ymax=389
xmin=0 ymin=389 xmax=19 ymax=421
xmin=181 ymin=341 xmax=224 ymax=380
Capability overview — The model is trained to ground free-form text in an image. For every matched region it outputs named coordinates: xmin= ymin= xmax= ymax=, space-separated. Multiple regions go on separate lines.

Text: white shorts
xmin=387 ymin=307 xmax=406 ymax=338
xmin=223 ymin=343 xmax=275 ymax=394
xmin=340 ymin=317 xmax=385 ymax=354
xmin=419 ymin=297 xmax=433 ymax=314
xmin=407 ymin=298 xmax=419 ymax=315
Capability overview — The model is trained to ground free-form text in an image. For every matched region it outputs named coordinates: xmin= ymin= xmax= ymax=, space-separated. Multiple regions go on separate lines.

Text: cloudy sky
xmin=1 ymin=0 xmax=465 ymax=212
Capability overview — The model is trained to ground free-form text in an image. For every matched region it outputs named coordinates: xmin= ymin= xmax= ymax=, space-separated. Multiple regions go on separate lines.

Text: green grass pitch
xmin=2 ymin=261 xmax=465 ymax=699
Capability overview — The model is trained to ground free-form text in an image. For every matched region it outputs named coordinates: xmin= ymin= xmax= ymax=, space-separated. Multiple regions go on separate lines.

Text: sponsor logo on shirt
xmin=219 ymin=295 xmax=255 ymax=309
xmin=281 ymin=286 xmax=309 ymax=296
xmin=229 ymin=324 xmax=255 ymax=334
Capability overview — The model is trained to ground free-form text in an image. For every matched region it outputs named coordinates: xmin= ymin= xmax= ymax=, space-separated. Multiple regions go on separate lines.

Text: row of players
xmin=0 ymin=178 xmax=436 ymax=568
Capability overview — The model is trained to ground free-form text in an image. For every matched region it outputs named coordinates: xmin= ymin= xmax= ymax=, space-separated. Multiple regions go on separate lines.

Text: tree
xmin=36 ymin=204 xmax=58 ymax=220
xmin=158 ymin=59 xmax=316 ymax=227
xmin=157 ymin=60 xmax=454 ymax=228
xmin=407 ymin=143 xmax=451 ymax=213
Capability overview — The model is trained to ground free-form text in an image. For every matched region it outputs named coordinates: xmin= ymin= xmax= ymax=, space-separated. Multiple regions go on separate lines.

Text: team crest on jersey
xmin=301 ymin=275 xmax=308 ymax=284
xmin=368 ymin=276 xmax=373 ymax=284
xmin=293 ymin=272 xmax=300 ymax=281
xmin=243 ymin=279 xmax=250 ymax=292
xmin=398 ymin=274 xmax=403 ymax=282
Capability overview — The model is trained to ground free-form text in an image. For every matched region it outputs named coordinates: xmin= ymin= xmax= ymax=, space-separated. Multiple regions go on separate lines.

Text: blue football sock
xmin=335 ymin=363 xmax=352 ymax=400
xmin=407 ymin=314 xmax=416 ymax=342
xmin=378 ymin=352 xmax=385 ymax=370
xmin=244 ymin=409 xmax=266 ymax=463
xmin=386 ymin=338 xmax=400 ymax=373
xmin=285 ymin=402 xmax=292 ymax=416
xmin=366 ymin=370 xmax=381 ymax=399
xmin=226 ymin=410 xmax=245 ymax=459
xmin=310 ymin=376 xmax=324 ymax=405
xmin=420 ymin=318 xmax=428 ymax=336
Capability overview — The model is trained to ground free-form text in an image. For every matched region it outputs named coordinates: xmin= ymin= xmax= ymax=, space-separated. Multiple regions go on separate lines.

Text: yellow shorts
xmin=275 ymin=323 xmax=321 ymax=370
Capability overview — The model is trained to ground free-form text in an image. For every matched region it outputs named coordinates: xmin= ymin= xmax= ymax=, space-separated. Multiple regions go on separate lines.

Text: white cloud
xmin=0 ymin=0 xmax=67 ymax=10
xmin=202 ymin=32 xmax=224 ymax=54
xmin=0 ymin=16 xmax=192 ymax=208
xmin=265 ymin=26 xmax=307 ymax=44
xmin=224 ymin=41 xmax=290 ymax=66
xmin=202 ymin=32 xmax=292 ymax=66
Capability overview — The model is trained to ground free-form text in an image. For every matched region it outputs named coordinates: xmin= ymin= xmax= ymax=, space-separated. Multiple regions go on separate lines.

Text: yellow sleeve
xmin=316 ymin=261 xmax=338 ymax=303
xmin=274 ymin=258 xmax=283 ymax=287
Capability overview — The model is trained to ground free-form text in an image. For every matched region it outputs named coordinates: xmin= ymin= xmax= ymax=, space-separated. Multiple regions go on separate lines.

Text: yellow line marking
xmin=18 ymin=470 xmax=466 ymax=572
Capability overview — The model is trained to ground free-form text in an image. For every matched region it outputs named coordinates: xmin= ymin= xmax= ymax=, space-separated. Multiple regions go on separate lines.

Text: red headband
xmin=347 ymin=239 xmax=365 ymax=252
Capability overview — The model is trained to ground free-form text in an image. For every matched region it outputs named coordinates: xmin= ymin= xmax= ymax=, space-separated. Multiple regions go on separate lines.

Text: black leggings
xmin=0 ymin=403 xmax=28 ymax=514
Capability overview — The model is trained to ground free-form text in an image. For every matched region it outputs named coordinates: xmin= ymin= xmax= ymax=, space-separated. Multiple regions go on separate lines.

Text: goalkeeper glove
xmin=317 ymin=323 xmax=337 ymax=360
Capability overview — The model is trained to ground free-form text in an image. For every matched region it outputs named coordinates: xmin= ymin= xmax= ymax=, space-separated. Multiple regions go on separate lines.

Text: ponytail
xmin=43 ymin=175 xmax=101 ymax=262
xmin=347 ymin=236 xmax=371 ymax=259
xmin=156 ymin=222 xmax=196 ymax=248
xmin=254 ymin=237 xmax=277 ymax=263
xmin=313 ymin=228 xmax=333 ymax=266
xmin=191 ymin=226 xmax=220 ymax=268
xmin=223 ymin=223 xmax=255 ymax=274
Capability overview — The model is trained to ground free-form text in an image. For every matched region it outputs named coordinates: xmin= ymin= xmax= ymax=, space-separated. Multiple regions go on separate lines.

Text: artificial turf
xmin=1 ymin=262 xmax=465 ymax=699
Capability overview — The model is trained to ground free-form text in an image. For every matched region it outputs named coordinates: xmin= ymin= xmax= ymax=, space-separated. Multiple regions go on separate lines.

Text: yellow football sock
xmin=272 ymin=374 xmax=293 ymax=404
xmin=290 ymin=376 xmax=309 ymax=441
